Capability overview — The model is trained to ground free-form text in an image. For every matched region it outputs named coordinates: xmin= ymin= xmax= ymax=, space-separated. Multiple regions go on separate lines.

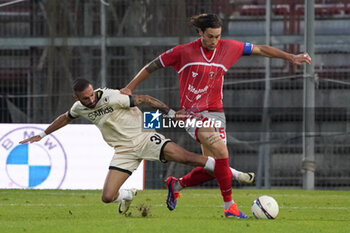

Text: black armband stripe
xmin=67 ymin=111 xmax=78 ymax=119
xmin=129 ymin=95 xmax=135 ymax=107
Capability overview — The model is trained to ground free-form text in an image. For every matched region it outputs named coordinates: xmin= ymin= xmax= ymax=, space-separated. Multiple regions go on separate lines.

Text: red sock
xmin=214 ymin=158 xmax=232 ymax=202
xmin=179 ymin=167 xmax=215 ymax=187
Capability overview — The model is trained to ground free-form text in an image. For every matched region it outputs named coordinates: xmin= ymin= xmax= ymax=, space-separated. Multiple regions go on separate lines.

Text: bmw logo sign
xmin=0 ymin=127 xmax=67 ymax=189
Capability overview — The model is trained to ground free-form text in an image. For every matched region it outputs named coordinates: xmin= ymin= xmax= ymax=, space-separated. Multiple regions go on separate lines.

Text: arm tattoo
xmin=145 ymin=58 xmax=162 ymax=73
xmin=132 ymin=94 xmax=170 ymax=114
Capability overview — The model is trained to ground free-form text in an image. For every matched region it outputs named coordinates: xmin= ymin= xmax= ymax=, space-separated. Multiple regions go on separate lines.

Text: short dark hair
xmin=72 ymin=78 xmax=92 ymax=93
xmin=190 ymin=13 xmax=223 ymax=32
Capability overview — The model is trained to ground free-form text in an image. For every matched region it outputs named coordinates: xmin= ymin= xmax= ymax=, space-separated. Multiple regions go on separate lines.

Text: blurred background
xmin=1 ymin=0 xmax=349 ymax=190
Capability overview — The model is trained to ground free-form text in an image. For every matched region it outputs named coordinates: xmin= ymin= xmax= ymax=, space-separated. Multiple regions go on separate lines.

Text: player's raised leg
xmin=101 ymin=168 xmax=137 ymax=214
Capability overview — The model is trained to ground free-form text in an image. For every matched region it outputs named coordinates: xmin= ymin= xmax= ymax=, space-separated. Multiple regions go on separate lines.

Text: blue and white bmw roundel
xmin=6 ymin=143 xmax=52 ymax=188
xmin=0 ymin=126 xmax=67 ymax=189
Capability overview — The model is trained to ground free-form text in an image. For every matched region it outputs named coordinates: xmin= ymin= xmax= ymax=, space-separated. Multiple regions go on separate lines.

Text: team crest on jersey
xmin=103 ymin=96 xmax=109 ymax=103
xmin=208 ymin=71 xmax=215 ymax=79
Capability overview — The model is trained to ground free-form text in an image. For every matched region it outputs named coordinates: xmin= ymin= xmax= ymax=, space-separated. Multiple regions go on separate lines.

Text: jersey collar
xmin=197 ymin=39 xmax=220 ymax=63
xmin=200 ymin=47 xmax=216 ymax=63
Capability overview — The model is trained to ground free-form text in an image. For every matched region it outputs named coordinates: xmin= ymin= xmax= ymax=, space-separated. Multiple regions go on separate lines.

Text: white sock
xmin=114 ymin=189 xmax=133 ymax=202
xmin=204 ymin=156 xmax=215 ymax=172
xmin=230 ymin=168 xmax=242 ymax=180
xmin=224 ymin=200 xmax=234 ymax=210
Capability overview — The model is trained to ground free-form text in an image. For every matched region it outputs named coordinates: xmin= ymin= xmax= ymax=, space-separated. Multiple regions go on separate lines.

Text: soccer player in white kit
xmin=121 ymin=13 xmax=311 ymax=218
xmin=19 ymin=78 xmax=250 ymax=215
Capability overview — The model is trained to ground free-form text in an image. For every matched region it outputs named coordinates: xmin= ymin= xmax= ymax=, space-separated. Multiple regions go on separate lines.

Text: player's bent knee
xmin=101 ymin=197 xmax=113 ymax=203
xmin=101 ymin=193 xmax=115 ymax=203
xmin=214 ymin=148 xmax=228 ymax=158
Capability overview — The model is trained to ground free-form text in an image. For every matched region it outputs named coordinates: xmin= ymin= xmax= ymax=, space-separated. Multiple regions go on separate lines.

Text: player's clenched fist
xmin=292 ymin=52 xmax=312 ymax=65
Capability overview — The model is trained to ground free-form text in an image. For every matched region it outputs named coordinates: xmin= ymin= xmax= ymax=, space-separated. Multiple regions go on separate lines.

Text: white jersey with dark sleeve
xmin=68 ymin=88 xmax=152 ymax=149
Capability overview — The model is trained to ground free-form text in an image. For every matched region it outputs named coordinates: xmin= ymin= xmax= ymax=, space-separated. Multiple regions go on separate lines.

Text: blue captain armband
xmin=243 ymin=42 xmax=254 ymax=55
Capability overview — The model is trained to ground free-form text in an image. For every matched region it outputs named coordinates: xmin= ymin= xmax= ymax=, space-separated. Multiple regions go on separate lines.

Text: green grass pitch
xmin=0 ymin=189 xmax=349 ymax=233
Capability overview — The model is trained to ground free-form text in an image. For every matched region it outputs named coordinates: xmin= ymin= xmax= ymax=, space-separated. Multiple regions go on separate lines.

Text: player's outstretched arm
xmin=19 ymin=113 xmax=72 ymax=144
xmin=132 ymin=94 xmax=184 ymax=120
xmin=132 ymin=94 xmax=172 ymax=115
xmin=252 ymin=45 xmax=312 ymax=65
xmin=120 ymin=57 xmax=163 ymax=95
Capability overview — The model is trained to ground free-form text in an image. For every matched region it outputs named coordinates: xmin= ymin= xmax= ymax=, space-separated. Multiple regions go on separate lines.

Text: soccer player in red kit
xmin=121 ymin=13 xmax=311 ymax=218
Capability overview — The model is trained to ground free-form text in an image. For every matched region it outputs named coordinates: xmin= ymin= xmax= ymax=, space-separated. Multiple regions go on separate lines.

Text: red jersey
xmin=159 ymin=38 xmax=253 ymax=113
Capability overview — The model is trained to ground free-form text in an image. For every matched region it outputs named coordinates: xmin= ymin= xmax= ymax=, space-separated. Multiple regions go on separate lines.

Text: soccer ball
xmin=251 ymin=195 xmax=279 ymax=219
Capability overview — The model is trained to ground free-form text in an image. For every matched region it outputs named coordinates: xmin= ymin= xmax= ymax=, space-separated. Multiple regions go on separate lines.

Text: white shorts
xmin=109 ymin=132 xmax=171 ymax=175
xmin=185 ymin=111 xmax=227 ymax=144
